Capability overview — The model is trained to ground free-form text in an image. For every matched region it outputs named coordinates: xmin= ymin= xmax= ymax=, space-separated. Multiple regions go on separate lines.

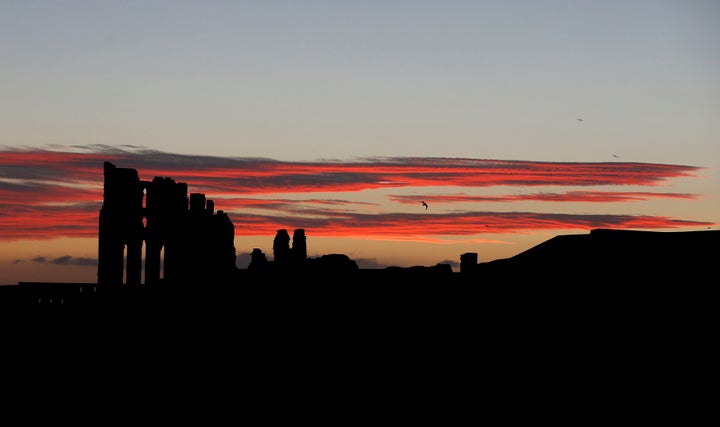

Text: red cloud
xmin=0 ymin=146 xmax=712 ymax=242
xmin=389 ymin=191 xmax=698 ymax=204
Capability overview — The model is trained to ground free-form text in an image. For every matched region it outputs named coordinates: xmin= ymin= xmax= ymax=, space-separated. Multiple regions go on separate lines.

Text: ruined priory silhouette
xmin=98 ymin=161 xmax=237 ymax=288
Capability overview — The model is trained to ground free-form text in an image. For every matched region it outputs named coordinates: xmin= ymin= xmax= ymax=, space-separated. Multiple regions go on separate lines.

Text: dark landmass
xmin=3 ymin=228 xmax=716 ymax=422
xmin=1 ymin=161 xmax=716 ymax=421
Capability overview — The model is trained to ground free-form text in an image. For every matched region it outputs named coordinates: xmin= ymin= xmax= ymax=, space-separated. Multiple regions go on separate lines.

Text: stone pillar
xmin=97 ymin=162 xmax=144 ymax=287
xmin=292 ymin=229 xmax=307 ymax=264
xmin=273 ymin=229 xmax=291 ymax=267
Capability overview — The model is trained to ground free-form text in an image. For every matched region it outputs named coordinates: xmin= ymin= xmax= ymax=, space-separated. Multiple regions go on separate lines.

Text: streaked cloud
xmin=0 ymin=145 xmax=713 ymax=242
xmin=49 ymin=256 xmax=98 ymax=267
xmin=21 ymin=254 xmax=99 ymax=267
xmin=228 ymin=211 xmax=709 ymax=241
xmin=1 ymin=144 xmax=701 ymax=193
xmin=389 ymin=191 xmax=698 ymax=205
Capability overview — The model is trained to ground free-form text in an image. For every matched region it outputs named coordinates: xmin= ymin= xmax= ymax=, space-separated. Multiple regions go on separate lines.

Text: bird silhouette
xmin=421 ymin=201 xmax=429 ymax=210
xmin=613 ymin=154 xmax=619 ymax=159
xmin=576 ymin=118 xmax=584 ymax=123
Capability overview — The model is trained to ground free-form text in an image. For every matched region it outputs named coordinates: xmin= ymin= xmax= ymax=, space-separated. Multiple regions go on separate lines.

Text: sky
xmin=1 ymin=0 xmax=718 ymax=285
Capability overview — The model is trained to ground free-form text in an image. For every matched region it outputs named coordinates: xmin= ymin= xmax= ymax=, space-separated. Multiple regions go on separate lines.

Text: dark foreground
xmin=2 ymin=272 xmax=710 ymax=423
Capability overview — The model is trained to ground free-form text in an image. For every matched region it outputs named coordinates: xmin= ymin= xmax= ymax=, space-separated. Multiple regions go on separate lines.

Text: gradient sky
xmin=1 ymin=1 xmax=718 ymax=284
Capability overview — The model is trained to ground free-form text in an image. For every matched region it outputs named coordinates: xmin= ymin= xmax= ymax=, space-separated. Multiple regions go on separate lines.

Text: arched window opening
xmin=160 ymin=245 xmax=165 ymax=279
xmin=122 ymin=244 xmax=127 ymax=285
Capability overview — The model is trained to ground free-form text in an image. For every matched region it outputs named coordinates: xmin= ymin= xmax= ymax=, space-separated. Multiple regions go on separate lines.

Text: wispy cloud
xmin=389 ymin=191 xmax=698 ymax=205
xmin=50 ymin=256 xmax=97 ymax=266
xmin=29 ymin=255 xmax=98 ymax=267
xmin=0 ymin=144 xmax=700 ymax=193
xmin=228 ymin=211 xmax=708 ymax=241
xmin=0 ymin=145 xmax=713 ymax=242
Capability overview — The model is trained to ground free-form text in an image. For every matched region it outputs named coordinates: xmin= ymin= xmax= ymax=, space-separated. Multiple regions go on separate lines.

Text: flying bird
xmin=613 ymin=154 xmax=620 ymax=159
xmin=421 ymin=201 xmax=429 ymax=210
xmin=576 ymin=118 xmax=584 ymax=123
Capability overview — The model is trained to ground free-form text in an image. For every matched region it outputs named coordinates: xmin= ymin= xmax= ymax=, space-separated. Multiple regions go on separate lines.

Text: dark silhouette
xmin=292 ymin=228 xmax=307 ymax=265
xmin=460 ymin=252 xmax=478 ymax=274
xmin=272 ymin=228 xmax=292 ymax=268
xmin=421 ymin=200 xmax=429 ymax=209
xmin=248 ymin=247 xmax=269 ymax=271
xmin=468 ymin=228 xmax=717 ymax=285
xmin=3 ymin=161 xmax=717 ymax=421
xmin=98 ymin=161 xmax=238 ymax=288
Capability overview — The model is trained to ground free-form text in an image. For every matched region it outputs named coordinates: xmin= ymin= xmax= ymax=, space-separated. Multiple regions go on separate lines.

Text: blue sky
xmin=1 ymin=1 xmax=718 ymax=284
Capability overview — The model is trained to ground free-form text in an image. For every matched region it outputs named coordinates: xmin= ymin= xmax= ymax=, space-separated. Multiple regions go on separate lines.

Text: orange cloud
xmin=0 ymin=145 xmax=712 ymax=242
